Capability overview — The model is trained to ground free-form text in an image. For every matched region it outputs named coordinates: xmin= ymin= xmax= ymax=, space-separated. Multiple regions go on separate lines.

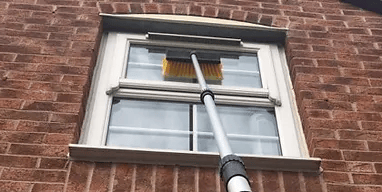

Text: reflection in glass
xmin=106 ymin=99 xmax=190 ymax=150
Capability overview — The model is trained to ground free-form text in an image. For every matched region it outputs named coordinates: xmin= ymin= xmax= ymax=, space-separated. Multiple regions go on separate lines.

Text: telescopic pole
xmin=190 ymin=53 xmax=252 ymax=192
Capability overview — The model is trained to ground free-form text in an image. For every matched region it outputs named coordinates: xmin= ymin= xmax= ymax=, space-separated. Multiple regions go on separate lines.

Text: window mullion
xmin=193 ymin=105 xmax=198 ymax=152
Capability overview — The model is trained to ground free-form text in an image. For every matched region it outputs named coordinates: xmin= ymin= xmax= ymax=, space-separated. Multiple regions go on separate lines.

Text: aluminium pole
xmin=190 ymin=53 xmax=252 ymax=192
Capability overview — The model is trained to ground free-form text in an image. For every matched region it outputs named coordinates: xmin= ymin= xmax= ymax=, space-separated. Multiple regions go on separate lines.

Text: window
xmin=72 ymin=15 xmax=320 ymax=171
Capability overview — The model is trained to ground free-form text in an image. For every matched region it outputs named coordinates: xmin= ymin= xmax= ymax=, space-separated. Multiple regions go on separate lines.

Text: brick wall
xmin=0 ymin=0 xmax=381 ymax=191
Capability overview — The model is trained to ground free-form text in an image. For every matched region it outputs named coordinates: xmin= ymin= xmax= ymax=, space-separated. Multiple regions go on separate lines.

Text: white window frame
xmin=79 ymin=32 xmax=298 ymax=155
xmin=71 ymin=18 xmax=320 ymax=171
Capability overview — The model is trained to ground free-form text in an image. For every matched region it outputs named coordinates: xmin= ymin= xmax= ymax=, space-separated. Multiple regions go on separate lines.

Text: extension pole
xmin=190 ymin=53 xmax=252 ymax=192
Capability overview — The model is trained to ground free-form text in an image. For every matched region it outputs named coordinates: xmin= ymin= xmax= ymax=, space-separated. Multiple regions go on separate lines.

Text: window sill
xmin=69 ymin=144 xmax=321 ymax=173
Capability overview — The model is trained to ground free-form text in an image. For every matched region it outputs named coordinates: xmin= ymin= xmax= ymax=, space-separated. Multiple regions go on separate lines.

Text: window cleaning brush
xmin=162 ymin=51 xmax=223 ymax=80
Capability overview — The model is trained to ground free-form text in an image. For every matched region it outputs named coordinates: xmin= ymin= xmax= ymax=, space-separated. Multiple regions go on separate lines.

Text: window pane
xmin=108 ymin=99 xmax=189 ymax=131
xmin=107 ymin=128 xmax=190 ymax=150
xmin=196 ymin=105 xmax=281 ymax=155
xmin=126 ymin=45 xmax=262 ymax=88
xmin=197 ymin=135 xmax=281 ymax=155
xmin=106 ymin=99 xmax=191 ymax=150
xmin=197 ymin=105 xmax=279 ymax=136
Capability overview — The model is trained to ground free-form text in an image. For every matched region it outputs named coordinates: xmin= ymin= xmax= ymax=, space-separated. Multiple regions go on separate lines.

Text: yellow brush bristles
xmin=162 ymin=58 xmax=223 ymax=80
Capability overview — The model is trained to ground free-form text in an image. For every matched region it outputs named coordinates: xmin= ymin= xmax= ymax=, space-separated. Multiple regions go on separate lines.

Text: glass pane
xmin=106 ymin=99 xmax=191 ymax=150
xmin=126 ymin=45 xmax=262 ymax=88
xmin=197 ymin=135 xmax=281 ymax=155
xmin=197 ymin=105 xmax=278 ymax=136
xmin=108 ymin=99 xmax=189 ymax=130
xmin=107 ymin=128 xmax=190 ymax=150
xmin=222 ymin=72 xmax=261 ymax=88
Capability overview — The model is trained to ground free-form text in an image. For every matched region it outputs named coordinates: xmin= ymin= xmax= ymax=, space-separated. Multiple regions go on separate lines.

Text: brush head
xmin=165 ymin=50 xmax=221 ymax=64
xmin=162 ymin=58 xmax=223 ymax=81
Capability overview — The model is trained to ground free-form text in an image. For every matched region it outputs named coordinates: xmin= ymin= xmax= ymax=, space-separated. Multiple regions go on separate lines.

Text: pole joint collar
xmin=219 ymin=154 xmax=250 ymax=190
xmin=200 ymin=89 xmax=215 ymax=104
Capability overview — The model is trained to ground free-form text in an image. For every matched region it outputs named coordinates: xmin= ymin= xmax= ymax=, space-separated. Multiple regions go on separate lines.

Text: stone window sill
xmin=69 ymin=144 xmax=321 ymax=173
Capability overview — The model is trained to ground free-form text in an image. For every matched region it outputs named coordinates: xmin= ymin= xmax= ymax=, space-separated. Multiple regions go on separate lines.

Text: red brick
xmin=30 ymin=82 xmax=83 ymax=92
xmin=323 ymin=171 xmax=350 ymax=184
xmin=37 ymin=0 xmax=80 ymax=6
xmin=302 ymin=99 xmax=353 ymax=111
xmin=0 ymin=109 xmax=49 ymax=121
xmin=368 ymin=141 xmax=382 ymax=151
xmin=295 ymin=82 xmax=348 ymax=93
xmin=327 ymin=184 xmax=382 ymax=192
xmin=0 ymin=155 xmax=37 ymax=168
xmin=178 ymin=166 xmax=195 ymax=191
xmin=98 ymin=3 xmax=114 ymax=13
xmin=0 ymin=99 xmax=23 ymax=109
xmin=89 ymin=163 xmax=112 ymax=192
xmin=9 ymin=143 xmax=68 ymax=157
xmin=31 ymin=183 xmax=64 ymax=192
xmin=247 ymin=170 xmax=260 ymax=192
xmin=322 ymin=76 xmax=369 ymax=86
xmin=16 ymin=121 xmax=76 ymax=134
xmin=155 ymin=165 xmax=174 ymax=192
xmin=333 ymin=111 xmax=382 ymax=121
xmin=343 ymin=151 xmax=382 ymax=162
xmin=306 ymin=109 xmax=330 ymax=118
xmin=0 ymin=181 xmax=32 ymax=192
xmin=7 ymin=71 xmax=61 ymax=82
xmin=0 ymin=119 xmax=18 ymax=131
xmin=51 ymin=113 xmax=78 ymax=123
xmin=130 ymin=3 xmax=143 ymax=14
xmin=371 ymin=29 xmax=382 ymax=36
xmin=114 ymin=3 xmax=130 ymax=13
xmin=3 ymin=132 xmax=45 ymax=144
xmin=174 ymin=4 xmax=188 ymax=15
xmin=312 ymin=45 xmax=356 ymax=54
xmin=245 ymin=12 xmax=259 ymax=23
xmin=1 ymin=168 xmax=66 ymax=183
xmin=0 ymin=80 xmax=30 ymax=89
xmin=9 ymin=3 xmax=53 ymax=12
xmin=217 ymin=8 xmax=231 ymax=19
xmin=314 ymin=139 xmax=359 ymax=150
xmin=40 ymin=157 xmax=68 ymax=169
xmin=66 ymin=161 xmax=92 ymax=192
xmin=304 ymin=173 xmax=322 ymax=192
xmin=353 ymin=174 xmax=382 ymax=185
xmin=313 ymin=149 xmax=342 ymax=160
xmin=113 ymin=164 xmax=134 ymax=192
xmin=231 ymin=10 xmax=246 ymax=21
xmin=283 ymin=172 xmax=301 ymax=192
xmin=321 ymin=160 xmax=347 ymax=172
xmin=144 ymin=3 xmax=158 ymax=14
xmin=4 ymin=29 xmax=49 ymax=39
xmin=44 ymin=133 xmax=73 ymax=145
xmin=56 ymin=93 xmax=83 ymax=103
xmin=262 ymin=171 xmax=281 ymax=192
xmin=339 ymin=130 xmax=382 ymax=141
xmin=290 ymin=58 xmax=315 ymax=66
xmin=199 ymin=168 xmax=216 ymax=192
xmin=135 ymin=164 xmax=154 ymax=191
xmin=310 ymin=128 xmax=336 ymax=139
xmin=284 ymin=10 xmax=323 ymax=19
xmin=347 ymin=162 xmax=374 ymax=173
xmin=259 ymin=15 xmax=273 ymax=26
xmin=376 ymin=163 xmax=382 ymax=173
xmin=289 ymin=23 xmax=326 ymax=31
xmin=362 ymin=121 xmax=382 ymax=131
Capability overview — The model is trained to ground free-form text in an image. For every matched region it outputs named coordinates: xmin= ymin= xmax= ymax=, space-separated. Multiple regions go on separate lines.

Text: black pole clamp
xmin=219 ymin=154 xmax=250 ymax=190
xmin=200 ymin=89 xmax=215 ymax=104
